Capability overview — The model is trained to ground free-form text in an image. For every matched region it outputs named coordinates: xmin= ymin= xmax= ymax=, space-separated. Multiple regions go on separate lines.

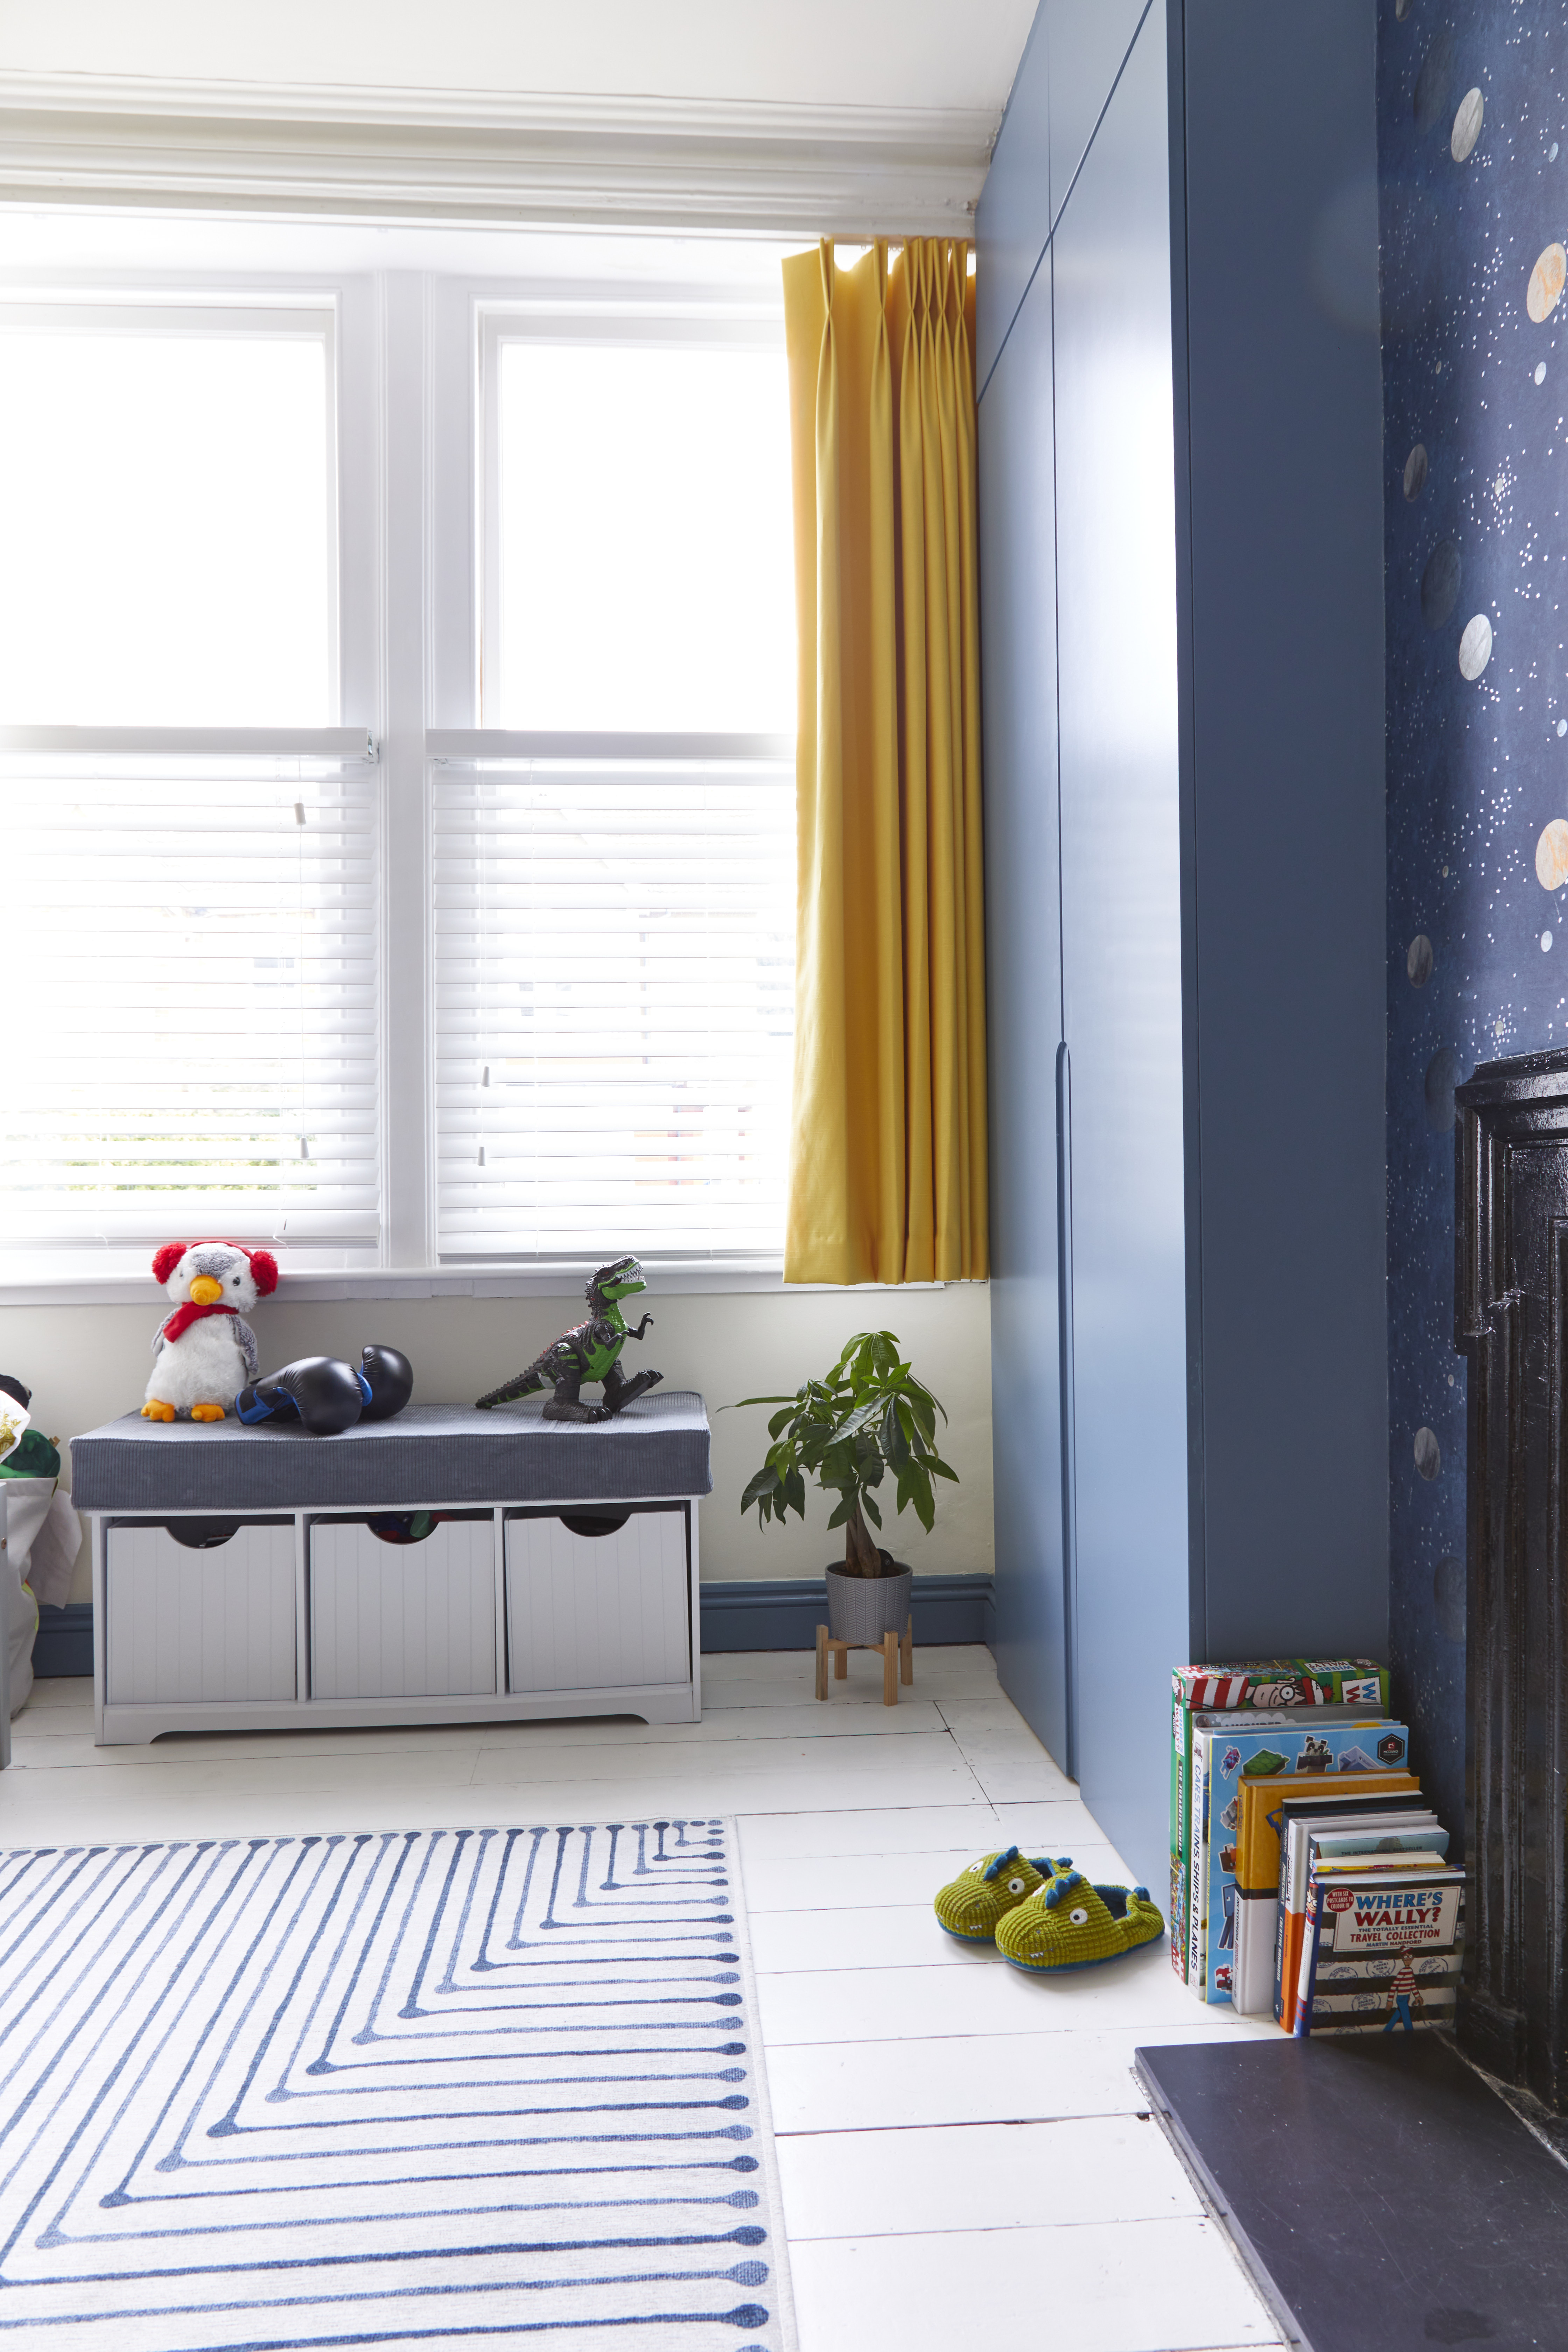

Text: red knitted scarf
xmin=161 ymin=1302 xmax=239 ymax=1344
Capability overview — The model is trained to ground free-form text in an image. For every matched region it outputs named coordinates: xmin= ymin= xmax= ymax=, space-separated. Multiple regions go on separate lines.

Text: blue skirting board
xmin=32 ymin=1576 xmax=995 ymax=1679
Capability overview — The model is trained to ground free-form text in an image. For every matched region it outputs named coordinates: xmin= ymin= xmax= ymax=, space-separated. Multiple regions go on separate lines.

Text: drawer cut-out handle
xmin=559 ymin=1511 xmax=631 ymax=1539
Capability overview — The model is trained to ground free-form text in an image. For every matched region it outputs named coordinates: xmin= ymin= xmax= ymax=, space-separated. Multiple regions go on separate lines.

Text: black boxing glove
xmin=357 ymin=1344 xmax=413 ymax=1422
xmin=235 ymin=1356 xmax=365 ymax=1437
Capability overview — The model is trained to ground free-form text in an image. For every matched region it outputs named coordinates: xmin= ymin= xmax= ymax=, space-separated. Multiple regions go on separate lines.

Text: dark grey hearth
xmin=1138 ymin=2036 xmax=1568 ymax=2352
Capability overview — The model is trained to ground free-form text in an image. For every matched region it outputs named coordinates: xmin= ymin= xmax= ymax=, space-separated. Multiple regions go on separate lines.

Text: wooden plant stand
xmin=815 ymin=1618 xmax=913 ymax=1706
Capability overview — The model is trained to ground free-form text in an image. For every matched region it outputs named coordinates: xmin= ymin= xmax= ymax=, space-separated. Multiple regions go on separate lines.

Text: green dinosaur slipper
xmin=933 ymin=1848 xmax=1073 ymax=1944
xmin=994 ymin=1869 xmax=1164 ymax=1974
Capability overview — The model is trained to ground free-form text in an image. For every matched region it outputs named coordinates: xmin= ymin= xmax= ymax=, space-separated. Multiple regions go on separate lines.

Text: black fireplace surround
xmin=1454 ymin=1051 xmax=1568 ymax=2116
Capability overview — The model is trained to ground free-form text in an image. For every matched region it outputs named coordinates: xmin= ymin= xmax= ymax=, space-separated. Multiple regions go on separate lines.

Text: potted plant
xmin=731 ymin=1330 xmax=958 ymax=1646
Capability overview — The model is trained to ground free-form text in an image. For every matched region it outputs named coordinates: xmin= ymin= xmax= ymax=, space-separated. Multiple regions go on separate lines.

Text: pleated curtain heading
xmin=781 ymin=237 xmax=988 ymax=1286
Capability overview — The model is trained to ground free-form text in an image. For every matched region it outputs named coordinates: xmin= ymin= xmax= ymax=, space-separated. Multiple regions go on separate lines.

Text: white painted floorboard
xmin=1 ymin=1647 xmax=1283 ymax=2352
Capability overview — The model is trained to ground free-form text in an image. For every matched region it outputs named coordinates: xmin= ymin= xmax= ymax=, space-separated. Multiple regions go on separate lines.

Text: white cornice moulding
xmin=0 ymin=73 xmax=997 ymax=236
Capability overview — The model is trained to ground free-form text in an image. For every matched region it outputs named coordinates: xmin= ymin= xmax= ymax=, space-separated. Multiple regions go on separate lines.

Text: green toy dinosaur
xmin=475 ymin=1255 xmax=662 ymax=1423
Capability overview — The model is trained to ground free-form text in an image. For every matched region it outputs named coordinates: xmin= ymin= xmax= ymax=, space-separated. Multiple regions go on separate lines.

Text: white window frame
xmin=0 ymin=264 xmax=822 ymax=1304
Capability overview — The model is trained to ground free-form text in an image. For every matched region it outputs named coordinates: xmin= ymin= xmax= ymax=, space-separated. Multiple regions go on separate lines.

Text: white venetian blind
xmin=0 ymin=754 xmax=379 ymax=1249
xmin=433 ymin=751 xmax=794 ymax=1260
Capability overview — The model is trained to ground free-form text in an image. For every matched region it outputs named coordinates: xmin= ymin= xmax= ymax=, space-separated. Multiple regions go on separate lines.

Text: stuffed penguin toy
xmin=143 ymin=1241 xmax=279 ymax=1422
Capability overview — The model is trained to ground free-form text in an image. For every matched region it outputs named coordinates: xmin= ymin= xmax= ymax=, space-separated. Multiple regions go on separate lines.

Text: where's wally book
xmin=1293 ymin=1862 xmax=1465 ymax=2036
xmin=1189 ymin=1711 xmax=1407 ymax=2002
xmin=1168 ymin=1658 xmax=1390 ymax=1979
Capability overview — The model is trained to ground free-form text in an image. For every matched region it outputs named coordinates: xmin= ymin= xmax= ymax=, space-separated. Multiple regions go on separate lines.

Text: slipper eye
xmin=968 ymin=1863 xmax=983 ymax=1875
xmin=1069 ymin=1906 xmax=1089 ymax=1926
xmin=1007 ymin=1877 xmax=1026 ymax=1895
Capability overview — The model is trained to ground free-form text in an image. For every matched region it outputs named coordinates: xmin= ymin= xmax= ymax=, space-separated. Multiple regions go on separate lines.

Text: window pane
xmin=435 ymin=758 xmax=794 ymax=1259
xmin=495 ymin=341 xmax=794 ymax=732
xmin=0 ymin=326 xmax=332 ymax=725
xmin=0 ymin=758 xmax=378 ymax=1249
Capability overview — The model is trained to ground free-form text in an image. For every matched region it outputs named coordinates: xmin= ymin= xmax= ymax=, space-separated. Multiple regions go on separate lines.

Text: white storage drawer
xmin=505 ymin=1507 xmax=689 ymax=1692
xmin=105 ymin=1520 xmax=296 ymax=1705
xmin=309 ymin=1515 xmax=498 ymax=1700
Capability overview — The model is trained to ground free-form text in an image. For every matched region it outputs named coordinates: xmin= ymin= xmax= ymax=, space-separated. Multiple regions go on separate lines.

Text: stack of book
xmin=1251 ymin=1787 xmax=1463 ymax=2036
xmin=1169 ymin=1657 xmax=1399 ymax=2003
xmin=1170 ymin=1657 xmax=1464 ymax=2033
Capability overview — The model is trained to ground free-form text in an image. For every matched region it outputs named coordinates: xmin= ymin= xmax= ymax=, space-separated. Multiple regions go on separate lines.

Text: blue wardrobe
xmin=979 ymin=0 xmax=1390 ymax=1893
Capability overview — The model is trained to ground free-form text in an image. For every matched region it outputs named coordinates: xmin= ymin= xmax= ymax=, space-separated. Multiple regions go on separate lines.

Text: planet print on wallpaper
xmin=1458 ymin=612 xmax=1493 ymax=679
xmin=1404 ymin=443 xmax=1429 ymax=500
xmin=1535 ymin=819 xmax=1568 ymax=891
xmin=1414 ymin=1427 xmax=1442 ymax=1483
xmin=1421 ymin=540 xmax=1462 ymax=629
xmin=1385 ymin=0 xmax=1568 ymax=1869
xmin=1407 ymin=933 xmax=1434 ymax=987
xmin=1450 ymin=89 xmax=1484 ymax=164
xmin=1527 ymin=241 xmax=1565 ymax=324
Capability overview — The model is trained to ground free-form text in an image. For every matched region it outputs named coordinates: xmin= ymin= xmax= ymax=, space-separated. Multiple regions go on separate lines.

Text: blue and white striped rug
xmin=0 ymin=1819 xmax=795 ymax=2350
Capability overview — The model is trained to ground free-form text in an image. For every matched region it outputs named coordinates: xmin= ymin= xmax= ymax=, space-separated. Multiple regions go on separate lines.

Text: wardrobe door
xmin=1052 ymin=5 xmax=1190 ymax=1894
xmin=978 ymin=244 xmax=1070 ymax=1770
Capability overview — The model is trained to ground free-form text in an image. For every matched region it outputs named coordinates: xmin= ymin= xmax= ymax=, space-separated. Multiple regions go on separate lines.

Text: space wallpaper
xmin=1380 ymin=1 xmax=1568 ymax=1848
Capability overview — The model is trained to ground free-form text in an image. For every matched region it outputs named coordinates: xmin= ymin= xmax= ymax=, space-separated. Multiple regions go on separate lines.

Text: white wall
xmin=0 ymin=1283 xmax=992 ymax=1605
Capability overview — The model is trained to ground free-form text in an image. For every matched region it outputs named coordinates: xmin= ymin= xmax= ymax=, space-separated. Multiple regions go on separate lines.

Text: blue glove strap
xmin=357 ymin=1371 xmax=374 ymax=1405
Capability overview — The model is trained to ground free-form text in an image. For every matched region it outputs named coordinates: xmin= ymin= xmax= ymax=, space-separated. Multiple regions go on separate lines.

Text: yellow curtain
xmin=781 ymin=236 xmax=988 ymax=1285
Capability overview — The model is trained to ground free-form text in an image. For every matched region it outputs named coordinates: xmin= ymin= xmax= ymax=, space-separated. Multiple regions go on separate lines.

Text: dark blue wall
xmin=1379 ymin=5 xmax=1568 ymax=1853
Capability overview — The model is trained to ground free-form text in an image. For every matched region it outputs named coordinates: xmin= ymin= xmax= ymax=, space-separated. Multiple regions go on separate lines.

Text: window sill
xmin=0 ymin=1263 xmax=970 ymax=1309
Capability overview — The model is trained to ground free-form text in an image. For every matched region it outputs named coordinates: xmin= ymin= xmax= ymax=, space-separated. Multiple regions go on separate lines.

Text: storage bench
xmin=70 ymin=1393 xmax=710 ymax=1745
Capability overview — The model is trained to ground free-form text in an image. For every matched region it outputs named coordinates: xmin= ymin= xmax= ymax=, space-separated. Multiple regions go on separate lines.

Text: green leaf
xmin=861 ymin=1489 xmax=883 ymax=1528
xmin=826 ymin=1497 xmax=852 ymax=1529
xmin=741 ymin=1467 xmax=780 ymax=1511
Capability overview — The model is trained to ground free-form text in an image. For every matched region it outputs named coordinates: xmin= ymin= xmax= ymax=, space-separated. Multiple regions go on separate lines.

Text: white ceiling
xmin=0 ymin=0 xmax=1037 ymax=119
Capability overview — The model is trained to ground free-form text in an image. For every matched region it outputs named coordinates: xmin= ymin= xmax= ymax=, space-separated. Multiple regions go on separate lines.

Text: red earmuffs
xmin=150 ymin=1242 xmax=280 ymax=1296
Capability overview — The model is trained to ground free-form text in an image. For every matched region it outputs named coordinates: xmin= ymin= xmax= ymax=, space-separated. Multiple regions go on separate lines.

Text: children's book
xmin=1184 ymin=1708 xmax=1374 ymax=1994
xmin=1293 ymin=1863 xmax=1465 ymax=2036
xmin=1191 ymin=1717 xmax=1409 ymax=2003
xmin=1183 ymin=1704 xmax=1331 ymax=1990
xmin=1272 ymin=1804 xmax=1441 ymax=2025
xmin=1233 ymin=1792 xmax=1434 ymax=2018
xmin=1168 ymin=1658 xmax=1390 ymax=1980
xmin=1234 ymin=1770 xmax=1423 ymax=1909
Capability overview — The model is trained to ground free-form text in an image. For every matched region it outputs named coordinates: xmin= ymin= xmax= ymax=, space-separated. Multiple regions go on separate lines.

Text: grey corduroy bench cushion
xmin=69 ymin=1391 xmax=713 ymax=1514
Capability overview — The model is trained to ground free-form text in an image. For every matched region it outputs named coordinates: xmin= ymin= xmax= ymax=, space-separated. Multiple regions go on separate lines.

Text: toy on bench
xmin=142 ymin=1241 xmax=278 ymax=1423
xmin=237 ymin=1345 xmax=414 ymax=1436
xmin=476 ymin=1256 xmax=663 ymax=1423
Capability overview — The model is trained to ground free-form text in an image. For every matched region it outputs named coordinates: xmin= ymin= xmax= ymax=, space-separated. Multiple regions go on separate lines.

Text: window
xmin=0 ymin=250 xmax=798 ymax=1286
xmin=0 ymin=306 xmax=337 ymax=727
xmin=436 ymin=317 xmax=797 ymax=1265
xmin=481 ymin=331 xmax=794 ymax=733
xmin=0 ymin=749 xmax=379 ymax=1249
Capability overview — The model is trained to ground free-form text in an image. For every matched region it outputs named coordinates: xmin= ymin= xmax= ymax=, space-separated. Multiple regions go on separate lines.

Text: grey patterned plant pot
xmin=824 ymin=1561 xmax=912 ymax=1645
